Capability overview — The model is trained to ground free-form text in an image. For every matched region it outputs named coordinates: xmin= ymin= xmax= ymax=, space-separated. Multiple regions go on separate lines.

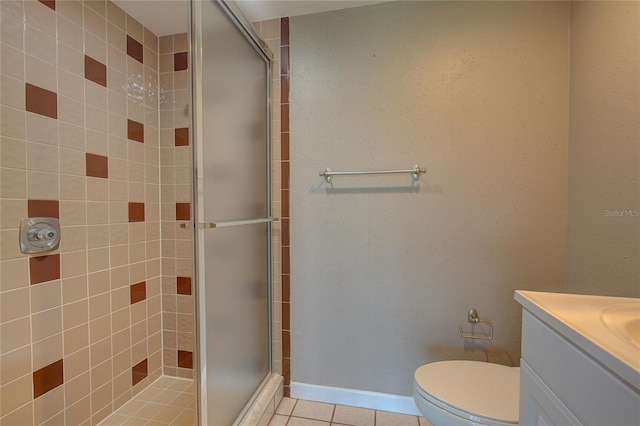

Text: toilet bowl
xmin=413 ymin=360 xmax=519 ymax=426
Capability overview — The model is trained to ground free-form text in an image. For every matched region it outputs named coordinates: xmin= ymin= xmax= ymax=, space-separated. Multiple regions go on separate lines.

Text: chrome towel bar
xmin=319 ymin=165 xmax=426 ymax=183
xmin=179 ymin=217 xmax=279 ymax=229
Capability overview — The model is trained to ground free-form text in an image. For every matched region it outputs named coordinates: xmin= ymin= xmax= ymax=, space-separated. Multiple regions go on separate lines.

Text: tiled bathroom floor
xmin=100 ymin=379 xmax=429 ymax=426
xmin=100 ymin=376 xmax=196 ymax=425
xmin=269 ymin=398 xmax=432 ymax=426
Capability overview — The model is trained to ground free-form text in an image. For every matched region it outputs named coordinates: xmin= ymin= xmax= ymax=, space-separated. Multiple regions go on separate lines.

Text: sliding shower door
xmin=191 ymin=1 xmax=272 ymax=424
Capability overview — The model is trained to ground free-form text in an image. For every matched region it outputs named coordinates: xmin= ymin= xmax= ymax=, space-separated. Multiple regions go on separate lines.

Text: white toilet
xmin=413 ymin=360 xmax=520 ymax=426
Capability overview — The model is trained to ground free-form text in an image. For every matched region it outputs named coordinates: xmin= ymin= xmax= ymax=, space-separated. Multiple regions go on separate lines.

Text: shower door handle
xmin=180 ymin=217 xmax=279 ymax=229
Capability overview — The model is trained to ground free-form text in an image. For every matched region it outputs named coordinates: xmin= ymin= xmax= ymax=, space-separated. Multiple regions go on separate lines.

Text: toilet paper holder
xmin=458 ymin=308 xmax=494 ymax=340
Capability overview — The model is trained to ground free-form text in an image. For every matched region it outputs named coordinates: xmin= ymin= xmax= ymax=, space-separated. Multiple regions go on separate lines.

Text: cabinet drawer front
xmin=522 ymin=310 xmax=640 ymax=426
xmin=520 ymin=360 xmax=582 ymax=426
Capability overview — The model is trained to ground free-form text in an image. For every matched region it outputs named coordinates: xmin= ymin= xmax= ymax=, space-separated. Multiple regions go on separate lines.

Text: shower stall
xmin=0 ymin=0 xmax=281 ymax=424
xmin=191 ymin=1 xmax=279 ymax=424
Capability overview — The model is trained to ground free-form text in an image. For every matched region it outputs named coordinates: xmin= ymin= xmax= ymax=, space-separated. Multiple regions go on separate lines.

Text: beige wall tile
xmin=61 ymin=226 xmax=87 ymax=252
xmin=89 ymin=292 xmax=111 ymax=320
xmin=0 ymin=400 xmax=34 ymax=426
xmin=24 ymin=0 xmax=56 ymax=36
xmin=58 ymin=15 xmax=84 ymax=52
xmin=1 ymin=44 xmax=25 ymax=81
xmin=60 ymin=175 xmax=86 ymax=201
xmin=89 ymin=315 xmax=111 ymax=344
xmin=64 ymin=324 xmax=89 ymax=358
xmin=112 ymin=329 xmax=130 ymax=357
xmin=32 ymin=332 xmax=62 ymax=370
xmin=87 ymin=202 xmax=109 ymax=225
xmin=62 ymin=276 xmax=88 ymax=304
xmin=31 ymin=280 xmax=62 ymax=313
xmin=63 ymin=299 xmax=89 ymax=330
xmin=1 ymin=106 xmax=26 ymax=140
xmin=1 ymin=74 xmax=25 ymax=110
xmin=64 ymin=346 xmax=90 ymax=380
xmin=1 ymin=13 xmax=24 ymax=50
xmin=0 ymin=199 xmax=26 ymax=230
xmin=61 ymin=250 xmax=87 ymax=278
xmin=31 ymin=307 xmax=62 ymax=342
xmin=0 ymin=344 xmax=32 ymax=384
xmin=0 ymin=288 xmax=29 ymax=323
xmin=25 ymin=27 xmax=57 ymax=67
xmin=87 ymin=245 xmax=109 ymax=272
xmin=65 ymin=396 xmax=91 ymax=425
xmin=0 ymin=373 xmax=33 ymax=416
xmin=65 ymin=371 xmax=90 ymax=407
xmin=0 ymin=137 xmax=27 ymax=170
xmin=88 ymin=270 xmax=111 ymax=296
xmin=91 ymin=358 xmax=113 ymax=391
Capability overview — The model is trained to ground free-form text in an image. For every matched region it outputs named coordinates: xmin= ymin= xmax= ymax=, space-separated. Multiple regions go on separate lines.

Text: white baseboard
xmin=290 ymin=382 xmax=421 ymax=416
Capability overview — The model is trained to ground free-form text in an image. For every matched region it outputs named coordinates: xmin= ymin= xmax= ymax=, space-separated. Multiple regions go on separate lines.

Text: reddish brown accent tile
xmin=28 ymin=199 xmax=59 ymax=218
xmin=177 ymin=350 xmax=193 ymax=369
xmin=33 ymin=359 xmax=63 ymax=398
xmin=281 ymin=75 xmax=289 ymax=104
xmin=281 ymin=218 xmax=290 ymax=247
xmin=128 ymin=202 xmax=145 ymax=222
xmin=282 ymin=301 xmax=290 ymax=330
xmin=281 ymin=133 xmax=289 ymax=161
xmin=280 ymin=17 xmax=289 ymax=46
xmin=176 ymin=277 xmax=192 ymax=295
xmin=281 ymin=104 xmax=289 ymax=132
xmin=127 ymin=119 xmax=144 ymax=143
xmin=174 ymin=52 xmax=188 ymax=71
xmin=174 ymin=128 xmax=189 ymax=146
xmin=127 ymin=35 xmax=144 ymax=64
xmin=280 ymin=46 xmax=289 ymax=76
xmin=281 ymin=161 xmax=290 ymax=190
xmin=282 ymin=330 xmax=290 ymax=357
xmin=282 ymin=246 xmax=290 ymax=275
xmin=30 ymin=254 xmax=61 ymax=285
xmin=130 ymin=281 xmax=146 ymax=304
xmin=84 ymin=55 xmax=107 ymax=88
xmin=283 ymin=360 xmax=291 ymax=385
xmin=281 ymin=16 xmax=291 ymax=398
xmin=38 ymin=0 xmax=56 ymax=10
xmin=281 ymin=190 xmax=289 ymax=218
xmin=132 ymin=359 xmax=148 ymax=386
xmin=86 ymin=153 xmax=108 ymax=178
xmin=282 ymin=274 xmax=290 ymax=303
xmin=25 ymin=83 xmax=57 ymax=120
xmin=175 ymin=203 xmax=190 ymax=221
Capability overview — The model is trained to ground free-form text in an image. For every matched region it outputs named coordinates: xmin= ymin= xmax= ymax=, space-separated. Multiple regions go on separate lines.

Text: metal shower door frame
xmin=189 ymin=1 xmax=274 ymax=424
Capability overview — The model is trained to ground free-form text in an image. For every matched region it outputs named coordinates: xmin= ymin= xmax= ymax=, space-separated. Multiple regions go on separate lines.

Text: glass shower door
xmin=191 ymin=1 xmax=272 ymax=424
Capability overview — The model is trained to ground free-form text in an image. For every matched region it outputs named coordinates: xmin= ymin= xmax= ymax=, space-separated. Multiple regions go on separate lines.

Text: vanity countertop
xmin=515 ymin=290 xmax=640 ymax=390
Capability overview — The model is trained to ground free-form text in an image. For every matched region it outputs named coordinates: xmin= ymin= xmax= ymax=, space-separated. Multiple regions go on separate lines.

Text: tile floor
xmin=100 ymin=376 xmax=196 ymax=425
xmin=268 ymin=398 xmax=432 ymax=426
xmin=100 ymin=379 xmax=430 ymax=426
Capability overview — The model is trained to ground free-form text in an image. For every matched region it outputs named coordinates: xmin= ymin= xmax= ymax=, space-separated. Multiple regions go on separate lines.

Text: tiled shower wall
xmin=0 ymin=0 xmax=163 ymax=424
xmin=158 ymin=32 xmax=194 ymax=378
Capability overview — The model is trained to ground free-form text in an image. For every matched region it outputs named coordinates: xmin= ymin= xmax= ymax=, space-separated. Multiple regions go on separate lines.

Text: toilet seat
xmin=414 ymin=360 xmax=519 ymax=425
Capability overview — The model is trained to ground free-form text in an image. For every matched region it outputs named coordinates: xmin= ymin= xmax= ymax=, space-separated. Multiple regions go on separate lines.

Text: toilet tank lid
xmin=414 ymin=360 xmax=519 ymax=423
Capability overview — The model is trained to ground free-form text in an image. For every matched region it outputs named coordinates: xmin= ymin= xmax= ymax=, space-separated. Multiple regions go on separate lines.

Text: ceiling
xmin=112 ymin=0 xmax=389 ymax=36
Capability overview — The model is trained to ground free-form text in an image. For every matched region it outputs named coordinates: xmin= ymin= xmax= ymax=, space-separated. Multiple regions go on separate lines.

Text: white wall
xmin=290 ymin=1 xmax=569 ymax=397
xmin=566 ymin=1 xmax=640 ymax=297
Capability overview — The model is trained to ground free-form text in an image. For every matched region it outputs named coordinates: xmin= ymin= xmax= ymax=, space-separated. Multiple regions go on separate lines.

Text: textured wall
xmin=290 ymin=1 xmax=569 ymax=396
xmin=566 ymin=1 xmax=640 ymax=297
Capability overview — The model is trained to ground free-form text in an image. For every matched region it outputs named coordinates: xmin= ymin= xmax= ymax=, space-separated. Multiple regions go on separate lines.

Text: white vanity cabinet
xmin=515 ymin=291 xmax=640 ymax=426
